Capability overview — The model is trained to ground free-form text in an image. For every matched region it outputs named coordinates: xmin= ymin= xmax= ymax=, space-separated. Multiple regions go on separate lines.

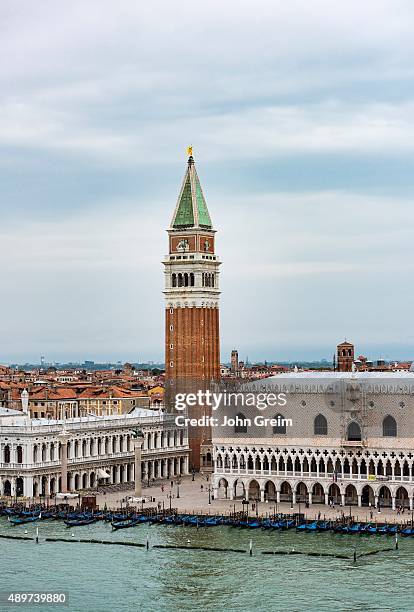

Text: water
xmin=0 ymin=517 xmax=413 ymax=611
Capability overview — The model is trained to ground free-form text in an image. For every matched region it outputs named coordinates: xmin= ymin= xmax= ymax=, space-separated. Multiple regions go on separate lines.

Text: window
xmin=235 ymin=412 xmax=248 ymax=433
xmin=347 ymin=421 xmax=361 ymax=441
xmin=17 ymin=446 xmax=23 ymax=463
xmin=383 ymin=415 xmax=397 ymax=437
xmin=314 ymin=414 xmax=327 ymax=435
xmin=273 ymin=414 xmax=287 ymax=434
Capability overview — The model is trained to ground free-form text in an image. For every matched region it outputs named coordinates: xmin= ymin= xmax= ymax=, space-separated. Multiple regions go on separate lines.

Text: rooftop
xmin=270 ymin=371 xmax=414 ymax=379
xmin=170 ymin=155 xmax=213 ymax=230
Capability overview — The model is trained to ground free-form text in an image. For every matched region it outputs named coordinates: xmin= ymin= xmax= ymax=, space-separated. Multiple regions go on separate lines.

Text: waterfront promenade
xmin=94 ymin=474 xmax=413 ymax=524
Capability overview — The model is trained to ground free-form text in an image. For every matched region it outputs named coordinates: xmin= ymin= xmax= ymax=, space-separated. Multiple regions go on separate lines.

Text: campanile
xmin=163 ymin=149 xmax=221 ymax=470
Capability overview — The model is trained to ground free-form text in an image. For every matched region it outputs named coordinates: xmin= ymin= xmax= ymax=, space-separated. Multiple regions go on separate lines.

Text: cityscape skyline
xmin=1 ymin=4 xmax=414 ymax=610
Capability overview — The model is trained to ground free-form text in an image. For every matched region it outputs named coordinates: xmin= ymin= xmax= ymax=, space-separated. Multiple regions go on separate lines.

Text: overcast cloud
xmin=1 ymin=0 xmax=414 ymax=363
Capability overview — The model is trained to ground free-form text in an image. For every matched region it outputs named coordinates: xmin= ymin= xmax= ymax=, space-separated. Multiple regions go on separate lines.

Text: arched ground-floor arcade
xmin=211 ymin=475 xmax=414 ymax=510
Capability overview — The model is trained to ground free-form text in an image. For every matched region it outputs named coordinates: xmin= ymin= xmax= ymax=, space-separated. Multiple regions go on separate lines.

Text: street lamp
xmin=176 ymin=478 xmax=181 ymax=499
xmin=207 ymin=486 xmax=212 ymax=505
xmin=167 ymin=491 xmax=174 ymax=511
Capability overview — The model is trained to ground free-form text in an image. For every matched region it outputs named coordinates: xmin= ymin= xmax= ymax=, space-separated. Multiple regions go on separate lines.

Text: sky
xmin=1 ymin=0 xmax=414 ymax=364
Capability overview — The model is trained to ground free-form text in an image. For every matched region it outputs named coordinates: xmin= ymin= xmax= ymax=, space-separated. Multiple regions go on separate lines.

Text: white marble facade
xmin=0 ymin=408 xmax=189 ymax=498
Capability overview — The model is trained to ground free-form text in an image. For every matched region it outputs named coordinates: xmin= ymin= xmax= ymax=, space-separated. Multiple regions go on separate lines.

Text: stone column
xmin=276 ymin=491 xmax=281 ymax=503
xmin=260 ymin=487 xmax=265 ymax=502
xmin=409 ymin=497 xmax=413 ymax=511
xmin=24 ymin=476 xmax=33 ymax=498
xmin=324 ymin=493 xmax=329 ymax=505
xmin=308 ymin=491 xmax=312 ymax=506
xmin=133 ymin=432 xmax=144 ymax=497
xmin=58 ymin=431 xmax=69 ymax=493
xmin=357 ymin=494 xmax=362 ymax=507
xmin=341 ymin=493 xmax=345 ymax=507
xmin=392 ymin=495 xmax=396 ymax=510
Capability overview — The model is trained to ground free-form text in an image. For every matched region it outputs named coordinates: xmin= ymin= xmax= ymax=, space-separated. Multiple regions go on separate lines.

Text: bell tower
xmin=163 ymin=149 xmax=221 ymax=470
xmin=337 ymin=340 xmax=355 ymax=372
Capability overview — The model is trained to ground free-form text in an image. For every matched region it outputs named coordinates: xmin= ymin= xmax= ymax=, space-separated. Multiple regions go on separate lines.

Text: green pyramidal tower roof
xmin=171 ymin=156 xmax=213 ymax=229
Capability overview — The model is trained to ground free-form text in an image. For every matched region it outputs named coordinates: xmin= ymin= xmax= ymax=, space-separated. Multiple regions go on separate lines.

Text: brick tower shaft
xmin=163 ymin=152 xmax=220 ymax=470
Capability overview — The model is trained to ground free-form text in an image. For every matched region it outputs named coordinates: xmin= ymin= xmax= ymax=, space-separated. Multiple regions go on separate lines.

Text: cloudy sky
xmin=2 ymin=0 xmax=414 ymax=364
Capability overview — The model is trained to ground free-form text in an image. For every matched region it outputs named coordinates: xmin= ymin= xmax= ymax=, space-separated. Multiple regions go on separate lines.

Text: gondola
xmin=360 ymin=523 xmax=377 ymax=534
xmin=332 ymin=524 xmax=347 ymax=534
xmin=400 ymin=527 xmax=414 ymax=536
xmin=1 ymin=508 xmax=18 ymax=516
xmin=148 ymin=515 xmax=163 ymax=524
xmin=64 ymin=517 xmax=97 ymax=527
xmin=40 ymin=511 xmax=58 ymax=520
xmin=9 ymin=514 xmax=41 ymax=525
xmin=111 ymin=518 xmax=140 ymax=530
xmin=162 ymin=515 xmax=180 ymax=525
xmin=204 ymin=517 xmax=221 ymax=526
xmin=316 ymin=521 xmax=331 ymax=531
xmin=279 ymin=520 xmax=295 ymax=530
xmin=305 ymin=521 xmax=318 ymax=531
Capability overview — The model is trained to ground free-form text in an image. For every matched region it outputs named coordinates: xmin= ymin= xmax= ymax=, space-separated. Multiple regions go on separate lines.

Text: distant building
xmin=231 ymin=350 xmax=239 ymax=375
xmin=220 ymin=365 xmax=231 ymax=377
xmin=337 ymin=341 xmax=354 ymax=372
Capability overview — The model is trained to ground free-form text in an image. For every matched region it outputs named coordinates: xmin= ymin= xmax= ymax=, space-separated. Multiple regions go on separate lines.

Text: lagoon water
xmin=0 ymin=517 xmax=413 ymax=612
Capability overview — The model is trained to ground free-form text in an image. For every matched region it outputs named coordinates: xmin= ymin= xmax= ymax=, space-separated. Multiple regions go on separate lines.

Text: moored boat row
xmin=2 ymin=505 xmax=414 ymax=536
